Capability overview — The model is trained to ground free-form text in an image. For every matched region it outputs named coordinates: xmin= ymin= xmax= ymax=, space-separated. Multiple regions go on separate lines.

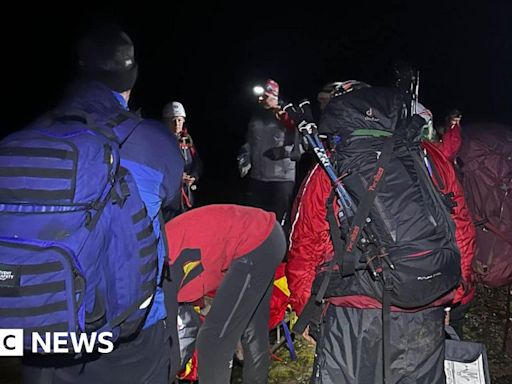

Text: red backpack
xmin=458 ymin=123 xmax=512 ymax=288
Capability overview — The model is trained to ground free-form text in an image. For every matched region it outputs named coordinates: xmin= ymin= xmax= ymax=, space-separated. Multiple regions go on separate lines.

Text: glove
xmin=283 ymin=100 xmax=317 ymax=134
xmin=263 ymin=147 xmax=289 ymax=160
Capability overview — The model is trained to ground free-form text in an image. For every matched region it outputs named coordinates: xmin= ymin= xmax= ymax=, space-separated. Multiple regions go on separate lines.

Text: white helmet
xmin=162 ymin=101 xmax=186 ymax=119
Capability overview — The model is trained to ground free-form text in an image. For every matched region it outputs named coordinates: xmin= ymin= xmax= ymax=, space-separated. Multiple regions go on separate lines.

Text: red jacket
xmin=286 ymin=165 xmax=336 ymax=315
xmin=166 ymin=204 xmax=276 ymax=303
xmin=438 ymin=122 xmax=462 ymax=162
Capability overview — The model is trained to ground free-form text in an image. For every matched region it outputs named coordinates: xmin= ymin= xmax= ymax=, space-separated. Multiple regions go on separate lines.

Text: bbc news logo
xmin=0 ymin=329 xmax=114 ymax=356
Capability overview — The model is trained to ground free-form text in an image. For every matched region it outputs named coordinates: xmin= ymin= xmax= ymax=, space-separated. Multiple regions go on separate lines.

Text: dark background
xmin=3 ymin=1 xmax=511 ymax=203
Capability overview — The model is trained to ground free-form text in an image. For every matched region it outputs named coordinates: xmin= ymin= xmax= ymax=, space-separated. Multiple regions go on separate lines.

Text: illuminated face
xmin=262 ymin=94 xmax=279 ymax=110
xmin=171 ymin=116 xmax=185 ymax=135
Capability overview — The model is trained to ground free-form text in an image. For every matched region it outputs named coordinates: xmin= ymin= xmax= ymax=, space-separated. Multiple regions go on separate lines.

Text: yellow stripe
xmin=273 ymin=276 xmax=290 ymax=297
xmin=183 ymin=261 xmax=201 ymax=279
xmin=184 ymin=359 xmax=193 ymax=377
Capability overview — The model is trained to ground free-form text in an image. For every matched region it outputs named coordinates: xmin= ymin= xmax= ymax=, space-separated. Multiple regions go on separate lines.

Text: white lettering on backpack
xmin=0 ymin=270 xmax=14 ymax=281
xmin=365 ymin=108 xmax=380 ymax=122
xmin=417 ymin=272 xmax=442 ymax=281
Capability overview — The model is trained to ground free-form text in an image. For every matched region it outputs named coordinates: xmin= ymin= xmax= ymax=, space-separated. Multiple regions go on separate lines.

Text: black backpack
xmin=313 ymin=86 xmax=461 ymax=309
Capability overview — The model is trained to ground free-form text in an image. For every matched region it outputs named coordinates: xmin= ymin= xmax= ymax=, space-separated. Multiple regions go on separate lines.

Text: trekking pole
xmin=283 ymin=101 xmax=355 ymax=229
xmin=284 ymin=101 xmax=395 ymax=272
xmin=412 ymin=70 xmax=420 ymax=115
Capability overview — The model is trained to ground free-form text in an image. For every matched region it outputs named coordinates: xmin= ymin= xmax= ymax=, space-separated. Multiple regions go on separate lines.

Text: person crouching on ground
xmin=165 ymin=204 xmax=286 ymax=384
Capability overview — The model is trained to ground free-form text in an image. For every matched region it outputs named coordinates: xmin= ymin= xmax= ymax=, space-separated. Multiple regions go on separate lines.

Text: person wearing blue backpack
xmin=3 ymin=24 xmax=185 ymax=384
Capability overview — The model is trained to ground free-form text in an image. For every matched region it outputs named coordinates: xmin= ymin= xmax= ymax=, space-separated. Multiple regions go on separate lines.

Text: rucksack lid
xmin=319 ymin=87 xmax=404 ymax=141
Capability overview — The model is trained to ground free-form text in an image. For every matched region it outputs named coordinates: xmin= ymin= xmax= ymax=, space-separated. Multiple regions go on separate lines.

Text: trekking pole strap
xmin=293 ymin=296 xmax=324 ymax=335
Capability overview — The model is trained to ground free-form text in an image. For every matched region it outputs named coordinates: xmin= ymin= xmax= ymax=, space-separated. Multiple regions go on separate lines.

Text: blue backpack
xmin=0 ymin=110 xmax=159 ymax=349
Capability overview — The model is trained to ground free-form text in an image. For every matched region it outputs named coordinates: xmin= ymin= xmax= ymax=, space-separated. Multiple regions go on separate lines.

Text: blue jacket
xmin=61 ymin=81 xmax=184 ymax=328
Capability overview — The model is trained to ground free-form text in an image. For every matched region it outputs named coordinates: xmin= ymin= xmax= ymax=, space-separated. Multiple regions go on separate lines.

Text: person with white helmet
xmin=163 ymin=101 xmax=187 ymax=136
xmin=162 ymin=101 xmax=203 ymax=217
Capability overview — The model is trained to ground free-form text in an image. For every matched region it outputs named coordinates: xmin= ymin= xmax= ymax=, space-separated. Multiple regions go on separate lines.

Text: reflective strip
xmin=219 ymin=273 xmax=251 ymax=338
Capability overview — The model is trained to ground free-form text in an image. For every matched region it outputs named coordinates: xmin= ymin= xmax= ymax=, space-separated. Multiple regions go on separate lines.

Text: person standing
xmin=238 ymin=79 xmax=300 ymax=223
xmin=21 ymin=24 xmax=184 ymax=384
xmin=162 ymin=101 xmax=202 ymax=217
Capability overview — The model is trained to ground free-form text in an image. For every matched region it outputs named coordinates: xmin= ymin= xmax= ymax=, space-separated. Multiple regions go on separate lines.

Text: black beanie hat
xmin=77 ymin=25 xmax=138 ymax=92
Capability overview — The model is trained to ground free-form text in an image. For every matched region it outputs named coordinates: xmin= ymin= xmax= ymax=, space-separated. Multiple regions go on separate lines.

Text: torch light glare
xmin=253 ymin=85 xmax=265 ymax=96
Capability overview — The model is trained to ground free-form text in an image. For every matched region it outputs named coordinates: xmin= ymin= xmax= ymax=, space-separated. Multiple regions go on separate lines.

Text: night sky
xmin=3 ymin=2 xmax=511 ymax=202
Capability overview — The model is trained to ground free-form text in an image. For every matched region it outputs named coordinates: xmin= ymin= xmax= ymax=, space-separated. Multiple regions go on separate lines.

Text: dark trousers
xmin=449 ymin=301 xmax=472 ymax=340
xmin=196 ymin=223 xmax=286 ymax=384
xmin=313 ymin=306 xmax=446 ymax=384
xmin=247 ymin=179 xmax=294 ymax=223
xmin=22 ymin=320 xmax=172 ymax=384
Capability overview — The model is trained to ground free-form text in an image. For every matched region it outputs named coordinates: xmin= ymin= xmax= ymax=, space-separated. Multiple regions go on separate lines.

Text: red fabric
xmin=178 ymin=129 xmax=197 ymax=156
xmin=177 ymin=350 xmax=199 ymax=381
xmin=328 ymin=293 xmax=454 ymax=312
xmin=268 ymin=263 xmax=289 ymax=329
xmin=276 ymin=110 xmax=296 ymax=131
xmin=286 ymin=165 xmax=336 ymax=315
xmin=457 ymin=125 xmax=512 ymax=288
xmin=166 ymin=204 xmax=276 ymax=303
xmin=438 ymin=122 xmax=462 ymax=162
xmin=177 ymin=312 xmax=205 ymax=381
xmin=265 ymin=79 xmax=279 ymax=98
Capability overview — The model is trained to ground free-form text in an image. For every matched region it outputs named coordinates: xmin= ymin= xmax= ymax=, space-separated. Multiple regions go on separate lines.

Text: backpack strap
xmin=158 ymin=210 xmax=171 ymax=285
xmin=49 ymin=109 xmax=142 ymax=145
xmin=103 ymin=110 xmax=143 ymax=145
xmin=49 ymin=109 xmax=119 ymax=141
xmin=474 ymin=216 xmax=512 ymax=247
xmin=423 ymin=150 xmax=460 ymax=213
xmin=382 ymin=278 xmax=392 ymax=384
xmin=314 ymin=190 xmax=347 ymax=302
xmin=339 ymin=135 xmax=396 ymax=277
